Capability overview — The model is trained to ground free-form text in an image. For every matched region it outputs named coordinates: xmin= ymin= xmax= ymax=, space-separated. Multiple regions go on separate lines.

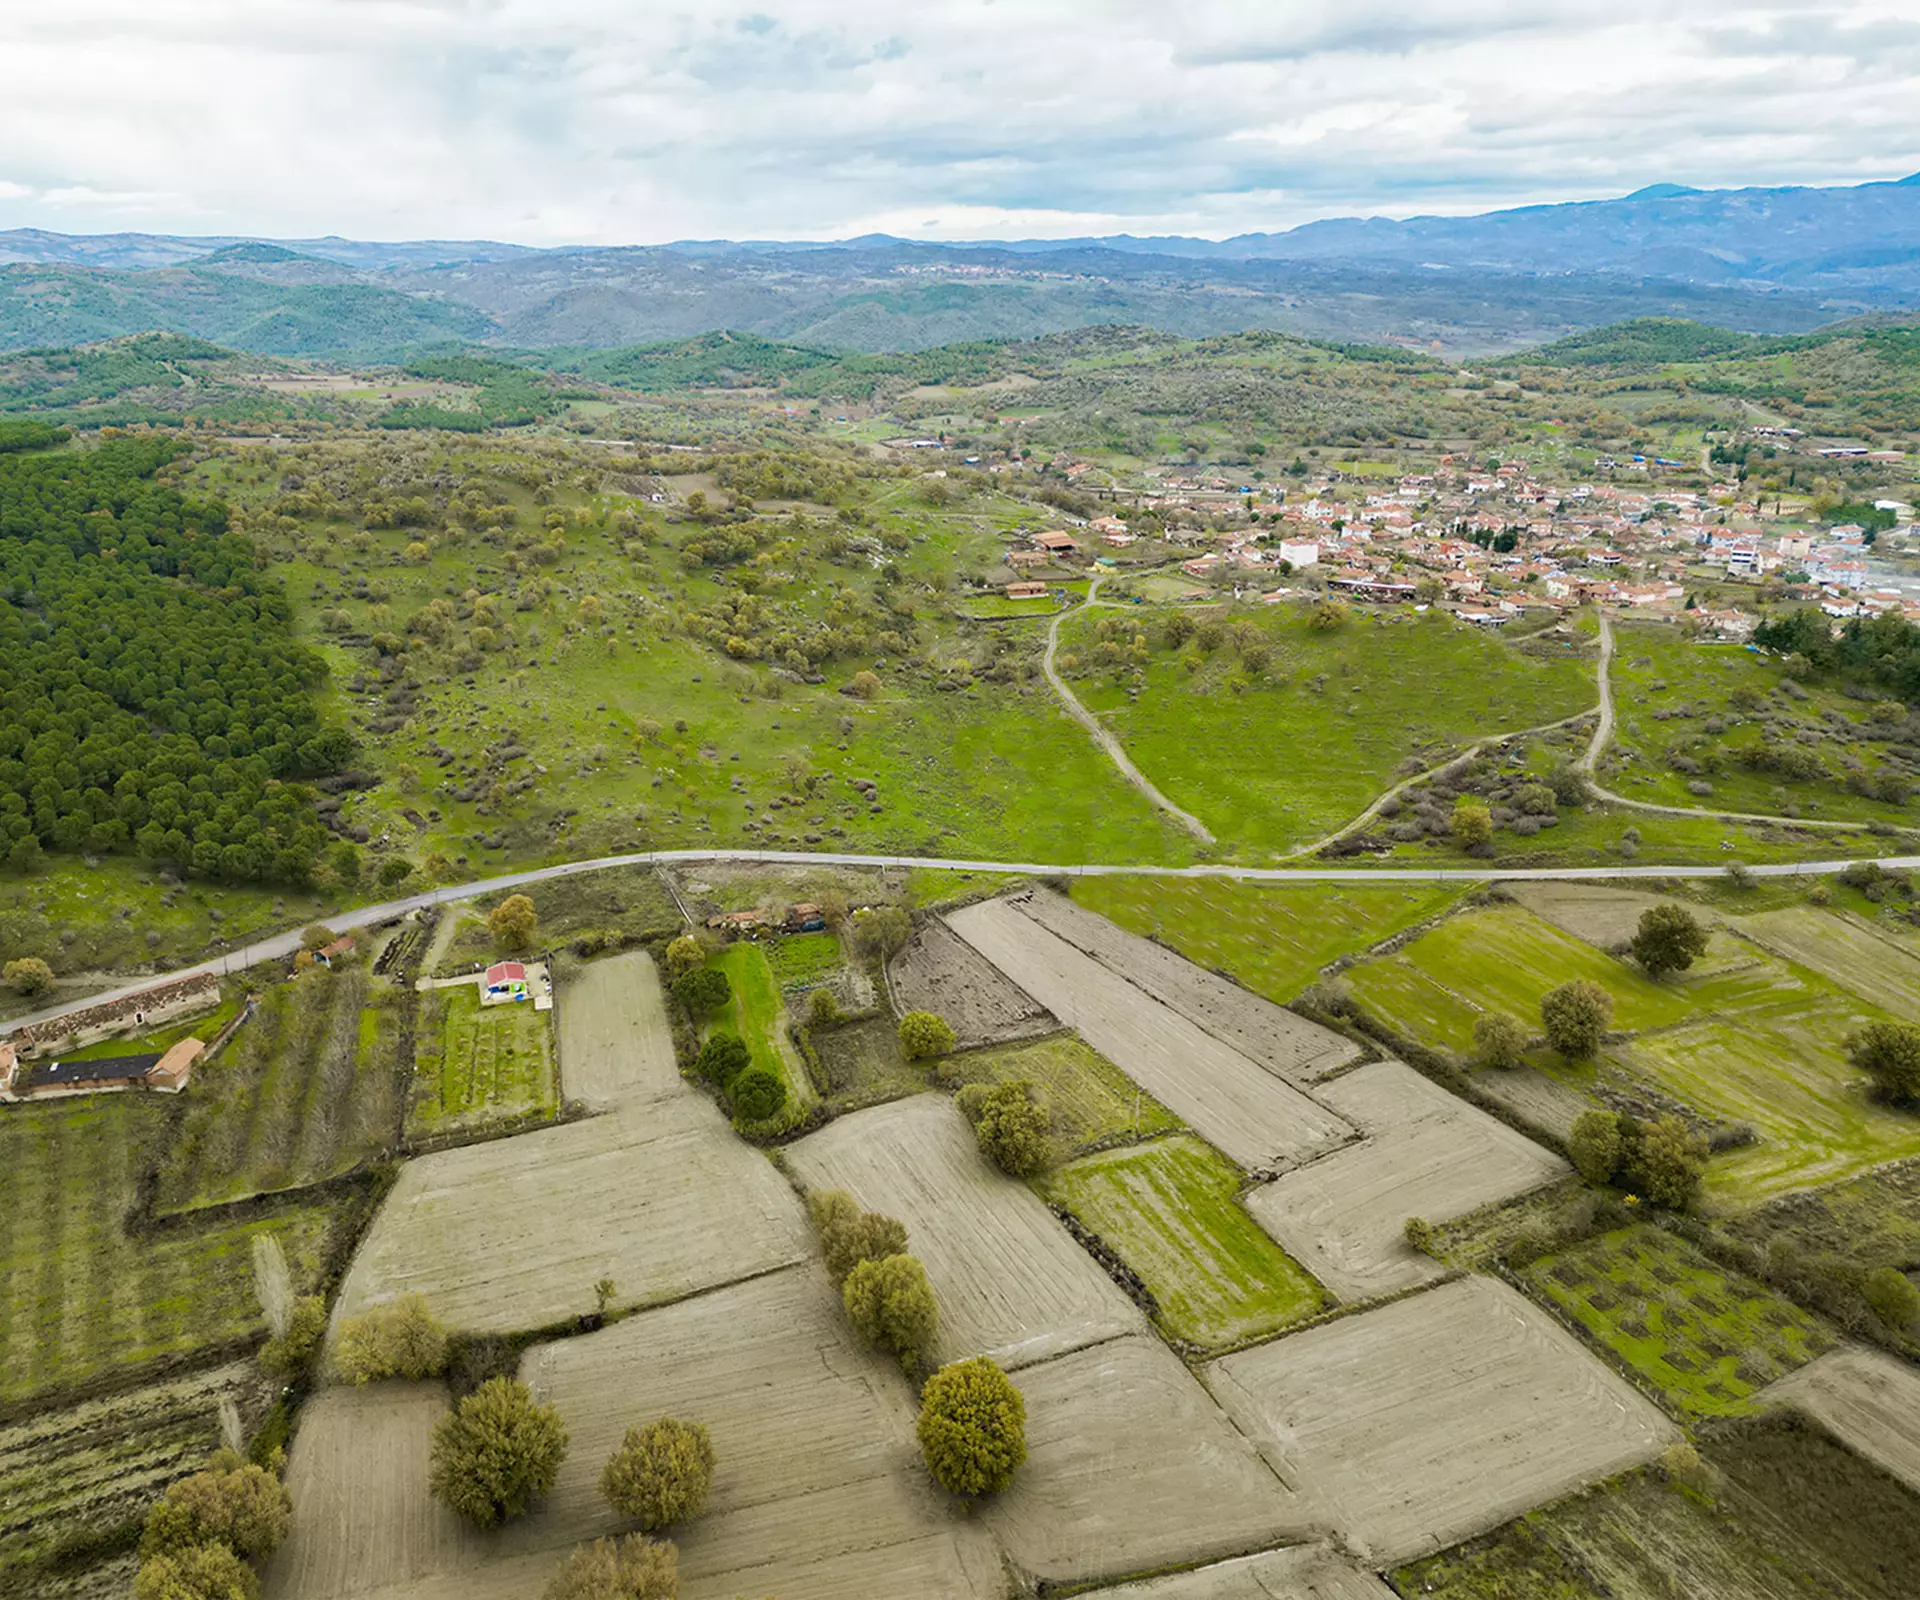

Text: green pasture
xmin=710 ymin=942 xmax=815 ymax=1122
xmin=940 ymin=1032 xmax=1179 ymax=1162
xmin=762 ymin=930 xmax=845 ymax=989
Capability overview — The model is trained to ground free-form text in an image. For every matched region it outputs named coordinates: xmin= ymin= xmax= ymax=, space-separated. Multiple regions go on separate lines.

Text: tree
xmin=1307 ymin=599 xmax=1348 ymax=630
xmin=299 ymin=924 xmax=337 ymax=952
xmin=806 ymin=986 xmax=842 ymax=1027
xmin=692 ymin=1033 xmax=749 ymax=1086
xmin=1627 ymin=1114 xmax=1707 ymax=1209
xmin=1630 ymin=904 xmax=1710 ymax=978
xmin=3 ymin=956 xmax=54 ymax=996
xmin=134 ymin=1543 xmax=261 ymax=1600
xmin=917 ymin=1357 xmax=1027 ymax=1497
xmin=843 ymin=1254 xmax=939 ymax=1367
xmin=140 ymin=1452 xmax=291 ymax=1560
xmin=429 ymin=1377 xmax=569 ymax=1528
xmin=1472 ymin=1013 xmax=1528 ymax=1071
xmin=809 ymin=1190 xmax=909 ymax=1288
xmin=489 ymin=893 xmax=539 ymax=952
xmin=1568 ymin=1109 xmax=1624 ymax=1185
xmin=1540 ymin=979 xmax=1613 ymax=1059
xmin=729 ymin=1068 xmax=786 ymax=1122
xmin=1451 ymin=797 xmax=1493 ymax=850
xmin=600 ymin=1418 xmax=716 ymax=1531
xmin=671 ymin=967 xmax=731 ymax=1019
xmin=331 ymin=1294 xmax=449 ymax=1384
xmin=959 ymin=1080 xmax=1052 ymax=1177
xmin=849 ymin=670 xmax=881 ymax=700
xmin=1864 ymin=1266 xmax=1920 ymax=1331
xmin=259 ymin=1294 xmax=328 ymax=1378
xmin=850 ymin=904 xmax=911 ymax=957
xmin=898 ymin=1010 xmax=955 ymax=1060
xmin=664 ymin=934 xmax=705 ymax=980
xmin=1848 ymin=1020 xmax=1920 ymax=1104
xmin=543 ymin=1535 xmax=679 ymax=1600
xmin=378 ymin=857 xmax=416 ymax=887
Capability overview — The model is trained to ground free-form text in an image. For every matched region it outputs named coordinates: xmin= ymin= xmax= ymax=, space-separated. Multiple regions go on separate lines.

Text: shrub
xmin=1848 ymin=1020 xmax=1920 ymax=1104
xmin=1630 ymin=904 xmax=1710 ymax=978
xmin=898 ymin=1010 xmax=955 ymax=1060
xmin=664 ymin=935 xmax=705 ymax=980
xmin=1626 ymin=1114 xmax=1708 ymax=1209
xmin=543 ymin=1535 xmax=679 ymax=1600
xmin=331 ymin=1294 xmax=449 ymax=1384
xmin=1403 ymin=1216 xmax=1434 ymax=1254
xmin=140 ymin=1451 xmax=291 ymax=1560
xmin=1540 ymin=979 xmax=1613 ymax=1059
xmin=600 ymin=1419 xmax=716 ymax=1531
xmin=259 ymin=1295 xmax=327 ymax=1379
xmin=960 ymin=1080 xmax=1052 ymax=1177
xmin=1471 ymin=1012 xmax=1528 ymax=1071
xmin=692 ymin=1032 xmax=749 ymax=1086
xmin=671 ymin=967 xmax=731 ymax=1019
xmin=1514 ymin=783 xmax=1557 ymax=816
xmin=135 ymin=1543 xmax=261 ymax=1600
xmin=488 ymin=893 xmax=540 ymax=952
xmin=917 ymin=1357 xmax=1026 ymax=1497
xmin=809 ymin=1190 xmax=909 ymax=1288
xmin=850 ymin=904 xmax=911 ymax=957
xmin=1452 ymin=797 xmax=1493 ymax=850
xmin=1865 ymin=1266 xmax=1920 ymax=1331
xmin=843 ymin=1255 xmax=939 ymax=1367
xmin=429 ymin=1377 xmax=569 ymax=1527
xmin=2 ymin=956 xmax=54 ymax=996
xmin=729 ymin=1068 xmax=786 ymax=1122
xmin=806 ymin=986 xmax=842 ymax=1027
xmin=1568 ymin=1109 xmax=1624 ymax=1185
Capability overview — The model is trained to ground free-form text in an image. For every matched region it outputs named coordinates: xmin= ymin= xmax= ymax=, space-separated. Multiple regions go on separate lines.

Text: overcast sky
xmin=2 ymin=1 xmax=1917 ymax=244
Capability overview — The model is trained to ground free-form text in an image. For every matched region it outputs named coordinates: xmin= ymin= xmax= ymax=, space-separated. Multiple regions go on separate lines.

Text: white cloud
xmin=0 ymin=2 xmax=1914 ymax=243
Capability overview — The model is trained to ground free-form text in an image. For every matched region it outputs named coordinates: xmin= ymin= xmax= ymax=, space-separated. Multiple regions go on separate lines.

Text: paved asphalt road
xmin=5 ymin=844 xmax=1916 ymax=1037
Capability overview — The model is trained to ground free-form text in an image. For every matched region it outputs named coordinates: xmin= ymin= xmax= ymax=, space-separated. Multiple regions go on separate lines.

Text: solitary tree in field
xmin=543 ymin=1535 xmax=679 ymax=1600
xmin=1451 ymin=797 xmax=1493 ymax=851
xmin=1630 ymin=904 xmax=1710 ymax=978
xmin=1848 ymin=1020 xmax=1920 ymax=1105
xmin=601 ymin=1418 xmax=716 ymax=1531
xmin=958 ymin=1081 xmax=1052 ymax=1177
xmin=898 ymin=1010 xmax=955 ymax=1060
xmin=844 ymin=1254 xmax=939 ymax=1368
xmin=1568 ymin=1109 xmax=1625 ymax=1186
xmin=2 ymin=956 xmax=53 ymax=996
xmin=134 ymin=1542 xmax=260 ymax=1600
xmin=1540 ymin=980 xmax=1613 ymax=1059
xmin=489 ymin=894 xmax=540 ymax=953
xmin=1307 ymin=599 xmax=1348 ymax=630
xmin=430 ymin=1377 xmax=568 ymax=1528
xmin=917 ymin=1357 xmax=1027 ymax=1497
xmin=664 ymin=935 xmax=705 ymax=981
xmin=849 ymin=670 xmax=881 ymax=700
xmin=140 ymin=1451 xmax=291 ymax=1561
xmin=1472 ymin=1013 xmax=1528 ymax=1071
xmin=1627 ymin=1114 xmax=1708 ymax=1210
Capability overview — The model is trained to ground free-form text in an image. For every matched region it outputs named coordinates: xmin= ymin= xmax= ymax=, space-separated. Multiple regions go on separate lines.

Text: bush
xmin=135 ymin=1543 xmax=261 ymax=1600
xmin=1626 ymin=1114 xmax=1707 ymax=1209
xmin=3 ymin=956 xmax=54 ymax=996
xmin=1514 ymin=783 xmax=1558 ymax=817
xmin=1540 ymin=979 xmax=1613 ymax=1059
xmin=809 ymin=1190 xmax=909 ymax=1288
xmin=1864 ymin=1266 xmax=1920 ymax=1331
xmin=600 ymin=1419 xmax=716 ymax=1531
xmin=429 ymin=1377 xmax=569 ymax=1527
xmin=1630 ymin=904 xmax=1710 ymax=978
xmin=671 ymin=967 xmax=731 ymax=1019
xmin=1568 ymin=1109 xmax=1624 ymax=1185
xmin=959 ymin=1080 xmax=1052 ymax=1177
xmin=259 ymin=1295 xmax=328 ymax=1379
xmin=332 ymin=1294 xmax=449 ymax=1384
xmin=898 ymin=1010 xmax=955 ymax=1060
xmin=664 ymin=935 xmax=705 ymax=981
xmin=1452 ymin=797 xmax=1493 ymax=850
xmin=489 ymin=893 xmax=540 ymax=952
xmin=543 ymin=1535 xmax=679 ymax=1600
xmin=850 ymin=904 xmax=911 ymax=957
xmin=692 ymin=1032 xmax=749 ymax=1086
xmin=1471 ymin=1012 xmax=1528 ymax=1070
xmin=729 ymin=1068 xmax=786 ymax=1122
xmin=917 ymin=1357 xmax=1026 ymax=1497
xmin=1848 ymin=1020 xmax=1920 ymax=1104
xmin=140 ymin=1451 xmax=291 ymax=1560
xmin=843 ymin=1254 xmax=939 ymax=1367
xmin=806 ymin=986 xmax=842 ymax=1027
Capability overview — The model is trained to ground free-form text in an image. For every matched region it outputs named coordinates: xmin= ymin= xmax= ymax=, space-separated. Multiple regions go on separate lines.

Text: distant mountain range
xmin=3 ymin=173 xmax=1917 ymax=360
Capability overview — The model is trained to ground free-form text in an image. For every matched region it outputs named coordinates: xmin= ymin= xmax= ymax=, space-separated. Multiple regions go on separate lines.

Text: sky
xmin=1 ymin=1 xmax=1918 ymax=245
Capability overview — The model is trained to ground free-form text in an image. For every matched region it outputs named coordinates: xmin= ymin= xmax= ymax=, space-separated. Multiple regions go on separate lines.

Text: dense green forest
xmin=0 ymin=438 xmax=345 ymax=884
xmin=1754 ymin=609 xmax=1920 ymax=702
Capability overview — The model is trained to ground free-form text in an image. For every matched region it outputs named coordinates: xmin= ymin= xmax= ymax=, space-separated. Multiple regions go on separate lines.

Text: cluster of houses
xmin=704 ymin=903 xmax=830 ymax=938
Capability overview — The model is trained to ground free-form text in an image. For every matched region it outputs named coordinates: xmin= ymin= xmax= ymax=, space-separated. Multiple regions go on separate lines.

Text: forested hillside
xmin=0 ymin=437 xmax=345 ymax=884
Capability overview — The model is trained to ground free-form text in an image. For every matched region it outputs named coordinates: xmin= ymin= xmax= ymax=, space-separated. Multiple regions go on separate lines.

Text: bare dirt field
xmin=888 ymin=917 xmax=1056 ymax=1048
xmin=1006 ymin=891 xmax=1360 ymax=1084
xmin=1090 ymin=1545 xmax=1395 ymax=1599
xmin=1205 ymin=1276 xmax=1675 ymax=1565
xmin=1244 ymin=1062 xmax=1567 ymax=1301
xmin=266 ymin=1383 xmax=480 ymax=1600
xmin=1767 ymin=1346 xmax=1920 ymax=1494
xmin=334 ymin=1094 xmax=811 ymax=1334
xmin=784 ymin=1094 xmax=1143 ymax=1369
xmin=946 ymin=900 xmax=1356 ymax=1172
xmin=555 ymin=950 xmax=680 ymax=1108
xmin=1504 ymin=882 xmax=1700 ymax=949
xmin=982 ymin=1334 xmax=1307 ymax=1588
xmin=507 ymin=1264 xmax=1002 ymax=1600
